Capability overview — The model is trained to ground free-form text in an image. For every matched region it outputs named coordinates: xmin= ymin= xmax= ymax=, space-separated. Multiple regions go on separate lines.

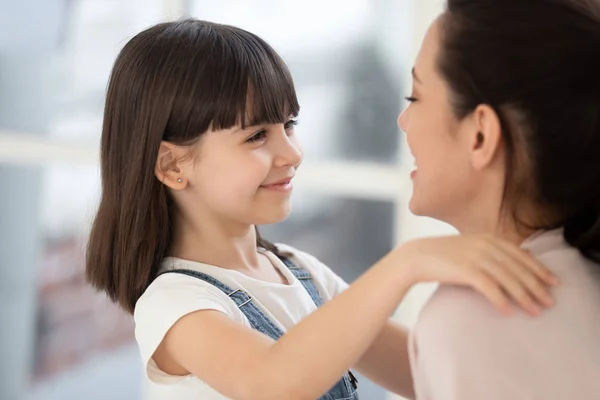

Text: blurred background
xmin=0 ymin=0 xmax=455 ymax=399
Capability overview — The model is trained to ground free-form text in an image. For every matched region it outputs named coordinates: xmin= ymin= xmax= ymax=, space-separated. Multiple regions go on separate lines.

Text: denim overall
xmin=160 ymin=255 xmax=359 ymax=400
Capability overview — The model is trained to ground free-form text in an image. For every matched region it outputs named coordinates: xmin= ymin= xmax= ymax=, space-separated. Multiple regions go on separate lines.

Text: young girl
xmin=401 ymin=0 xmax=600 ymax=398
xmin=85 ymin=19 xmax=556 ymax=400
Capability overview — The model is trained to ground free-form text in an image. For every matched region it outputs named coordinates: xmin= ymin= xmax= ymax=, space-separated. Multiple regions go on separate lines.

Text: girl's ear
xmin=155 ymin=141 xmax=187 ymax=189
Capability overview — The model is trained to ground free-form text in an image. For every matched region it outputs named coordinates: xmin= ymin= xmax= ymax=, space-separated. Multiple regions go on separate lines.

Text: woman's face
xmin=398 ymin=19 xmax=506 ymax=231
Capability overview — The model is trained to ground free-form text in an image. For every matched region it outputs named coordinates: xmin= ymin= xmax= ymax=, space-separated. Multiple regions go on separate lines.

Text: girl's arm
xmin=156 ymin=235 xmax=556 ymax=400
xmin=354 ymin=320 xmax=414 ymax=398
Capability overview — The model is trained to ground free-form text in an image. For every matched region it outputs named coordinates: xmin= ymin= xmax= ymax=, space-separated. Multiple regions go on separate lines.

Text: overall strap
xmin=277 ymin=255 xmax=324 ymax=307
xmin=278 ymin=254 xmax=360 ymax=395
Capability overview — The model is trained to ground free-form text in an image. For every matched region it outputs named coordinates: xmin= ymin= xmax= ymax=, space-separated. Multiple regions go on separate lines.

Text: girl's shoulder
xmin=136 ymin=269 xmax=242 ymax=315
xmin=133 ymin=269 xmax=249 ymax=382
xmin=274 ymin=243 xmax=349 ymax=300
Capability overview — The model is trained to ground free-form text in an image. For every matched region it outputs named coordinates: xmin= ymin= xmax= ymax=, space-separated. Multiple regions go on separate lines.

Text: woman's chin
xmin=408 ymin=193 xmax=432 ymax=217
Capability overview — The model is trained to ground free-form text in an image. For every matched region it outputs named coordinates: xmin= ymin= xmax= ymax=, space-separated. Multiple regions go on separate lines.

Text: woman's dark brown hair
xmin=86 ymin=19 xmax=299 ymax=313
xmin=439 ymin=0 xmax=600 ymax=263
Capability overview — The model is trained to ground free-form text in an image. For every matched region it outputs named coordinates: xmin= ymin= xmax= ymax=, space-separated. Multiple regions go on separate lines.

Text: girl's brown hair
xmin=86 ymin=19 xmax=299 ymax=313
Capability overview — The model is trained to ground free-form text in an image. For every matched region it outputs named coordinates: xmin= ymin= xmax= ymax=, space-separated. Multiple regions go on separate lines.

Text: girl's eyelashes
xmin=246 ymin=130 xmax=267 ymax=143
xmin=284 ymin=118 xmax=299 ymax=130
xmin=245 ymin=119 xmax=299 ymax=143
xmin=404 ymin=96 xmax=418 ymax=102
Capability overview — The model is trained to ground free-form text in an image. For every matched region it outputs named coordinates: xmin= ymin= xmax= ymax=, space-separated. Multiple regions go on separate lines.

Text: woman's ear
xmin=469 ymin=104 xmax=503 ymax=171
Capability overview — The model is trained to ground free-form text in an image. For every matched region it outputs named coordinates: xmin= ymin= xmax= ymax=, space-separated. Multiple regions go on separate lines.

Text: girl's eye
xmin=284 ymin=119 xmax=299 ymax=131
xmin=246 ymin=130 xmax=267 ymax=143
xmin=404 ymin=96 xmax=418 ymax=103
xmin=246 ymin=119 xmax=298 ymax=143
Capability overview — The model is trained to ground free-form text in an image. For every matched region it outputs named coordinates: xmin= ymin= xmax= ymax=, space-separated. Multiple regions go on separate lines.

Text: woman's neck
xmin=454 ymin=213 xmax=537 ymax=246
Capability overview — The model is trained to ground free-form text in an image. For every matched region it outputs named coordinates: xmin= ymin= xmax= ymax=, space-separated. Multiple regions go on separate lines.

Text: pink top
xmin=409 ymin=229 xmax=600 ymax=399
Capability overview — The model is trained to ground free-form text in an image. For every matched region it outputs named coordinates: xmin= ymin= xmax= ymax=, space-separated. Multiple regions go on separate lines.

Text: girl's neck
xmin=169 ymin=212 xmax=262 ymax=271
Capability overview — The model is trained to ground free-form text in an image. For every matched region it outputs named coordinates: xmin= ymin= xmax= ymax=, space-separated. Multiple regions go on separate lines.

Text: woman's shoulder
xmin=417 ymin=229 xmax=599 ymax=344
xmin=415 ymin=284 xmax=521 ymax=341
xmin=414 ymin=255 xmax=600 ymax=358
xmin=411 ymin=246 xmax=600 ymax=399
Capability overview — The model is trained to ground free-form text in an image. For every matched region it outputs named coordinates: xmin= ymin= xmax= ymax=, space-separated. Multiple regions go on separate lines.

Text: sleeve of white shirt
xmin=412 ymin=285 xmax=537 ymax=400
xmin=133 ymin=273 xmax=243 ymax=383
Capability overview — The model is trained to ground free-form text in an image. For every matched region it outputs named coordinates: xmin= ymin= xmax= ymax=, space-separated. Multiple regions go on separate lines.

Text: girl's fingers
xmin=480 ymin=258 xmax=542 ymax=316
xmin=469 ymin=271 xmax=514 ymax=316
xmin=497 ymin=252 xmax=555 ymax=308
xmin=488 ymin=241 xmax=556 ymax=308
xmin=492 ymin=238 xmax=559 ymax=286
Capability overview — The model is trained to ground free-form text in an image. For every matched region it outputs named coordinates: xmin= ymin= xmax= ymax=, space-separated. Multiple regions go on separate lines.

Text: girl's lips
xmin=261 ymin=179 xmax=293 ymax=192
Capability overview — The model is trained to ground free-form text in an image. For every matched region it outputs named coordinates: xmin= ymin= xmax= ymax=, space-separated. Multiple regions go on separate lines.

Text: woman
xmin=400 ymin=0 xmax=600 ymax=398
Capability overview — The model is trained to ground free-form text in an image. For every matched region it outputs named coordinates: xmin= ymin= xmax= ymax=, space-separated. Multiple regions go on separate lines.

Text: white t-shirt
xmin=134 ymin=244 xmax=349 ymax=400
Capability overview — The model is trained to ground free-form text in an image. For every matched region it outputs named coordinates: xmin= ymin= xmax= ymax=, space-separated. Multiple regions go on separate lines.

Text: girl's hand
xmin=390 ymin=234 xmax=558 ymax=316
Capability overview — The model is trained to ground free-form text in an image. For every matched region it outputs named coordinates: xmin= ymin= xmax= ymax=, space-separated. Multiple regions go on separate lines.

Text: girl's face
xmin=174 ymin=117 xmax=302 ymax=228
